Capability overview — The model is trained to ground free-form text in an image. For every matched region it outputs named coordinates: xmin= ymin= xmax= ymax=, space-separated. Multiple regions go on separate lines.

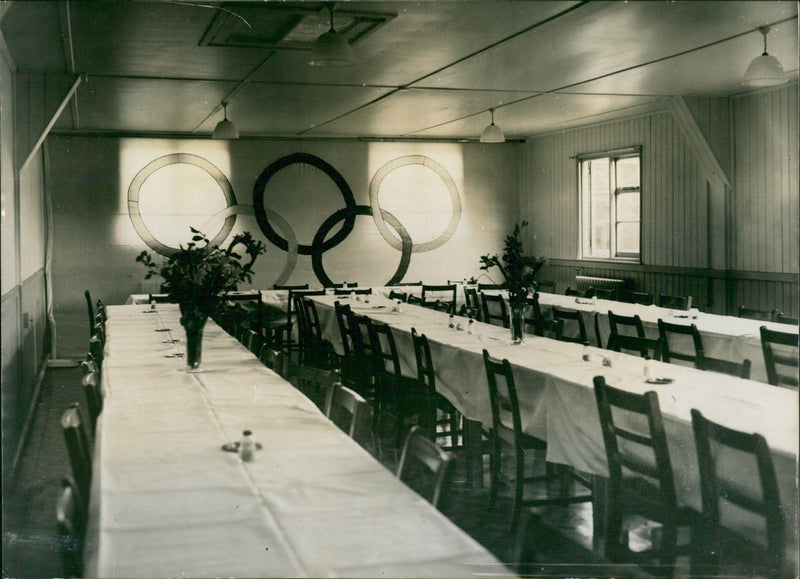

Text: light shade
xmin=212 ymin=103 xmax=239 ymax=140
xmin=744 ymin=53 xmax=786 ymax=87
xmin=308 ymin=29 xmax=355 ymax=67
xmin=744 ymin=26 xmax=786 ymax=87
xmin=480 ymin=109 xmax=505 ymax=143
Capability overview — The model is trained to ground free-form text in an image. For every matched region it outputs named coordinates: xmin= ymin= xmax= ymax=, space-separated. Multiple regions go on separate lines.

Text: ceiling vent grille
xmin=199 ymin=2 xmax=394 ymax=50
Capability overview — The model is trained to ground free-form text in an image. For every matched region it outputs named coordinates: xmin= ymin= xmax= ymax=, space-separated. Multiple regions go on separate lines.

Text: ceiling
xmin=1 ymin=1 xmax=798 ymax=141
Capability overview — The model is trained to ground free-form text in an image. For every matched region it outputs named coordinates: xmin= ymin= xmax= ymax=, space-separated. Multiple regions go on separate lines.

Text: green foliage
xmin=479 ymin=221 xmax=544 ymax=306
xmin=136 ymin=228 xmax=266 ymax=318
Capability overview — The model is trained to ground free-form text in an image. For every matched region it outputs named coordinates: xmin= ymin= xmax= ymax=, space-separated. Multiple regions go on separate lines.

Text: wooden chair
xmin=535 ymin=280 xmax=556 ymax=294
xmin=329 ymin=282 xmax=358 ymax=288
xmin=273 ymin=283 xmax=309 ymax=291
xmin=630 ymin=291 xmax=654 ymax=306
xmin=395 ymin=281 xmax=422 ymax=287
xmin=608 ymin=310 xmax=645 ymax=338
xmin=658 ymin=319 xmax=704 ymax=368
xmin=368 ymin=321 xmax=426 ymax=447
xmin=565 ymin=287 xmax=584 ymax=297
xmin=481 ymin=292 xmax=509 ymax=328
xmin=411 ymin=329 xmax=462 ymax=450
xmin=292 ymin=295 xmax=336 ymax=392
xmin=396 ymin=426 xmax=453 ymax=509
xmin=593 ymin=376 xmax=693 ymax=569
xmin=60 ymin=403 xmax=92 ymax=515
xmin=258 ymin=343 xmax=288 ymax=377
xmin=56 ymin=475 xmax=86 ymax=578
xmin=590 ymin=287 xmax=618 ymax=301
xmin=697 ymin=356 xmax=751 ymax=380
xmin=484 ymin=350 xmax=592 ymax=533
xmin=422 ymin=284 xmax=457 ymax=314
xmin=84 ymin=290 xmax=95 ymax=336
xmin=737 ymin=305 xmax=778 ymax=322
xmin=776 ymin=312 xmax=798 ymax=326
xmin=334 ymin=287 xmax=372 ymax=295
xmin=462 ymin=286 xmax=482 ymax=321
xmin=407 ymin=295 xmax=423 ymax=306
xmin=690 ymin=409 xmax=784 ymax=576
xmin=760 ymin=326 xmax=799 ymax=387
xmin=324 ymin=382 xmax=370 ymax=441
xmin=147 ymin=293 xmax=175 ymax=303
xmin=477 ymin=283 xmax=503 ymax=292
xmin=658 ymin=293 xmax=691 ymax=310
xmin=551 ymin=307 xmax=589 ymax=345
xmin=388 ymin=290 xmax=408 ymax=302
xmin=81 ymin=371 xmax=103 ymax=436
xmin=607 ymin=334 xmax=664 ymax=360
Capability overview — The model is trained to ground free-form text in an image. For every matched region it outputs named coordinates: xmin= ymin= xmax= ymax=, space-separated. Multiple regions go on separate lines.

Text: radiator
xmin=575 ymin=275 xmax=625 ymax=293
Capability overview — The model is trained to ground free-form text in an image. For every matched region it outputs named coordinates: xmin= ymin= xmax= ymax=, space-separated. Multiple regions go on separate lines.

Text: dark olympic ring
xmin=312 ymin=205 xmax=412 ymax=287
xmin=252 ymin=152 xmax=356 ymax=255
xmin=127 ymin=153 xmax=237 ymax=256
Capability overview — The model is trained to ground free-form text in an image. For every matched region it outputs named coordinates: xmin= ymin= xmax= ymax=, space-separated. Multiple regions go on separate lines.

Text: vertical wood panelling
xmin=732 ymin=84 xmax=799 ymax=275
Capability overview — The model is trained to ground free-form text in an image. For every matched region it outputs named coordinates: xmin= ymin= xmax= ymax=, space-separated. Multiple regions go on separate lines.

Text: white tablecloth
xmin=312 ymin=294 xmax=799 ymax=566
xmin=84 ymin=304 xmax=508 ymax=578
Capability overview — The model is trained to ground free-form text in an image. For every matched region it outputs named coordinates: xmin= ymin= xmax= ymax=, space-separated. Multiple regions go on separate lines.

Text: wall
xmin=521 ymin=85 xmax=799 ymax=317
xmin=0 ymin=54 xmax=52 ymax=479
xmin=47 ymin=135 xmax=519 ymax=357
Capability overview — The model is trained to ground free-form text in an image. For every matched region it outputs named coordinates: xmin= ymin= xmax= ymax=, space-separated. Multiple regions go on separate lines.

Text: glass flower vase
xmin=510 ymin=303 xmax=525 ymax=345
xmin=180 ymin=306 xmax=208 ymax=372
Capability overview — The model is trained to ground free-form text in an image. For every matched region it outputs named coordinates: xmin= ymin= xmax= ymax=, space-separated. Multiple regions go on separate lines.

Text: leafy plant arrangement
xmin=136 ymin=227 xmax=266 ymax=320
xmin=479 ymin=221 xmax=544 ymax=307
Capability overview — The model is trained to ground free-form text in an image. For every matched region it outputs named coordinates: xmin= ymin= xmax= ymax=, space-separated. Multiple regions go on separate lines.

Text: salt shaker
xmin=240 ymin=430 xmax=255 ymax=462
xmin=448 ymin=314 xmax=455 ymax=329
xmin=582 ymin=345 xmax=590 ymax=361
xmin=150 ymin=299 xmax=157 ymax=310
xmin=467 ymin=318 xmax=474 ymax=334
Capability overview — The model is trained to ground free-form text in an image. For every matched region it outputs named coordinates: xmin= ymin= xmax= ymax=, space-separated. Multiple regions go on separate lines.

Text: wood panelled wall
xmin=521 ymin=85 xmax=799 ymax=317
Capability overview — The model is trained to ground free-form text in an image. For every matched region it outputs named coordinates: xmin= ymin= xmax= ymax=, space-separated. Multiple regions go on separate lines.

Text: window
xmin=579 ymin=148 xmax=640 ymax=260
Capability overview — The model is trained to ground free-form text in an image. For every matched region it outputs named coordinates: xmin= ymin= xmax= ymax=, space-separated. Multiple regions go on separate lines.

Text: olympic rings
xmin=311 ymin=205 xmax=412 ymax=287
xmin=199 ymin=205 xmax=298 ymax=288
xmin=368 ymin=155 xmax=461 ymax=253
xmin=252 ymin=152 xmax=357 ymax=256
xmin=128 ymin=153 xmax=237 ymax=256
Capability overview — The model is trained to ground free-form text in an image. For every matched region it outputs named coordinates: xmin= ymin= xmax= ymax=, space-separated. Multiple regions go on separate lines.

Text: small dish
xmin=221 ymin=441 xmax=263 ymax=452
xmin=645 ymin=377 xmax=674 ymax=384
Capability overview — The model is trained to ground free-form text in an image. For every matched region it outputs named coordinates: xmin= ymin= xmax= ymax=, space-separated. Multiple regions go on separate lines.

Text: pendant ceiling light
xmin=308 ymin=4 xmax=355 ymax=67
xmin=212 ymin=102 xmax=239 ymax=140
xmin=744 ymin=26 xmax=786 ymax=87
xmin=480 ymin=108 xmax=505 ymax=143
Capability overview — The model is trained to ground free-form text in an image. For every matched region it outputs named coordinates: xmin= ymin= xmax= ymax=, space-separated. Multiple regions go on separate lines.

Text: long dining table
xmin=311 ymin=293 xmax=799 ymax=569
xmin=84 ymin=304 xmax=510 ymax=578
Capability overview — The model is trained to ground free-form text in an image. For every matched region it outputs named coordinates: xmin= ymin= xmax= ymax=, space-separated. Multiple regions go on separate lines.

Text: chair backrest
xmin=658 ymin=293 xmax=691 ymax=310
xmin=564 ymin=287 xmax=583 ymax=297
xmin=737 ymin=305 xmax=778 ymax=322
xmin=273 ymin=283 xmax=309 ymax=290
xmin=697 ymin=356 xmax=752 ymax=380
xmin=482 ymin=350 xmax=523 ymax=439
xmin=525 ymin=314 xmax=563 ymax=340
xmin=388 ymin=290 xmax=408 ymax=302
xmin=477 ymin=283 xmax=503 ymax=291
xmin=535 ymin=280 xmax=556 ymax=294
xmin=411 ymin=329 xmax=438 ymax=440
xmin=463 ymin=287 xmax=481 ymax=319
xmin=657 ymin=319 xmax=704 ymax=367
xmin=81 ymin=372 xmax=103 ymax=436
xmin=148 ymin=293 xmax=175 ymax=303
xmin=395 ymin=281 xmax=422 ymax=287
xmin=56 ymin=475 xmax=86 ymax=578
xmin=396 ymin=425 xmax=453 ymax=508
xmin=606 ymin=334 xmax=663 ymax=360
xmin=690 ymin=409 xmax=784 ymax=573
xmin=590 ymin=287 xmax=618 ymax=301
xmin=347 ymin=310 xmax=377 ymax=377
xmin=760 ymin=326 xmax=799 ymax=387
xmin=481 ymin=292 xmax=509 ymax=328
xmin=334 ymin=287 xmax=372 ymax=295
xmin=84 ymin=290 xmax=95 ymax=336
xmin=407 ymin=294 xmax=423 ymax=306
xmin=776 ymin=312 xmax=798 ymax=326
xmin=551 ymin=307 xmax=588 ymax=344
xmin=608 ymin=310 xmax=645 ymax=338
xmin=334 ymin=301 xmax=354 ymax=360
xmin=630 ymin=291 xmax=654 ymax=306
xmin=60 ymin=403 xmax=92 ymax=513
xmin=368 ymin=320 xmax=402 ymax=379
xmin=593 ymin=376 xmax=677 ymax=509
xmin=324 ymin=382 xmax=369 ymax=440
xmin=258 ymin=343 xmax=287 ymax=377
xmin=422 ymin=284 xmax=457 ymax=314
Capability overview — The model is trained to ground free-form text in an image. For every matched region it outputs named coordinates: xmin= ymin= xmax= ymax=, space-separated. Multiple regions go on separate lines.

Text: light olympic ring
xmin=368 ymin=155 xmax=461 ymax=253
xmin=128 ymin=153 xmax=237 ymax=256
xmin=199 ymin=205 xmax=298 ymax=288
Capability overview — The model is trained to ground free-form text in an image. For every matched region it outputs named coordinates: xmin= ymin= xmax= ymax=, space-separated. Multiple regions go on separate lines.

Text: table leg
xmin=464 ymin=418 xmax=483 ymax=490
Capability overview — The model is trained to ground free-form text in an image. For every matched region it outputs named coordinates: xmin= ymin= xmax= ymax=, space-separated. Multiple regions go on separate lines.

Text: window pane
xmin=616 ymin=156 xmax=639 ymax=188
xmin=616 ymin=222 xmax=640 ymax=254
xmin=590 ymin=159 xmax=609 ymax=193
xmin=593 ymin=222 xmax=610 ymax=257
xmin=616 ymin=192 xmax=640 ymax=221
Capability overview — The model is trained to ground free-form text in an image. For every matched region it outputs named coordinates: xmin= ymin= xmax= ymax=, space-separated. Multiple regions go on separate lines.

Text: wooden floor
xmin=2 ymin=366 xmax=656 ymax=578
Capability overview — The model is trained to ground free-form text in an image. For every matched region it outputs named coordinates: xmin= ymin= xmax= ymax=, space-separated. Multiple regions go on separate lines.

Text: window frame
xmin=578 ymin=147 xmax=641 ymax=263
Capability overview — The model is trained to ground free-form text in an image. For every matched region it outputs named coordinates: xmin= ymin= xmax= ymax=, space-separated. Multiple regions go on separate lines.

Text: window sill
xmin=577 ymin=257 xmax=641 ymax=265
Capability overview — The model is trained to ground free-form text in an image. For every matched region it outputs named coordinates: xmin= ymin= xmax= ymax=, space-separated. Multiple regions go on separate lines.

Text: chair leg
xmin=510 ymin=445 xmax=525 ymax=534
xmin=604 ymin=503 xmax=625 ymax=560
xmin=489 ymin=434 xmax=500 ymax=507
